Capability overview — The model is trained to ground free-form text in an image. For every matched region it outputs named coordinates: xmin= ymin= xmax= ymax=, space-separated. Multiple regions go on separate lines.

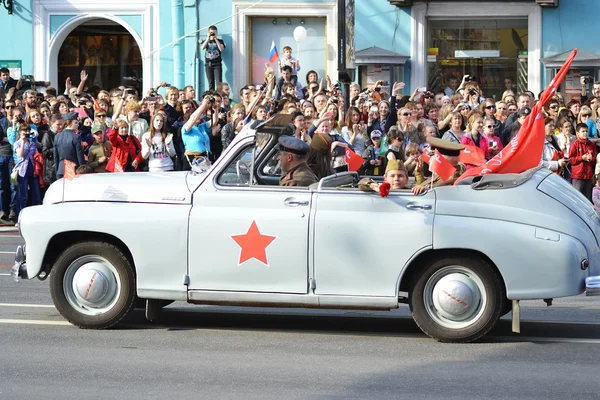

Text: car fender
xmin=433 ymin=215 xmax=588 ymax=300
xmin=19 ymin=202 xmax=191 ymax=300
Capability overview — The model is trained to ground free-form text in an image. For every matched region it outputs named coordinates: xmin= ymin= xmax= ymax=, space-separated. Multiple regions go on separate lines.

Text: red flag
xmin=64 ymin=160 xmax=76 ymax=181
xmin=422 ymin=150 xmax=431 ymax=164
xmin=113 ymin=161 xmax=124 ymax=173
xmin=429 ymin=150 xmax=456 ymax=182
xmin=345 ymin=147 xmax=364 ymax=172
xmin=455 ymin=48 xmax=578 ymax=184
xmin=459 ymin=145 xmax=486 ymax=166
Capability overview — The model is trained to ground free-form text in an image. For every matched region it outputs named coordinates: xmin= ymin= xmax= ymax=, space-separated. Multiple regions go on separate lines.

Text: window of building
xmin=57 ymin=20 xmax=142 ymax=93
xmin=250 ymin=17 xmax=327 ymax=87
xmin=427 ymin=19 xmax=527 ymax=100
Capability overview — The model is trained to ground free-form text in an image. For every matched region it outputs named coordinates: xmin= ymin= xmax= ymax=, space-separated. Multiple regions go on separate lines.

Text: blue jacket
xmin=53 ymin=129 xmax=85 ymax=178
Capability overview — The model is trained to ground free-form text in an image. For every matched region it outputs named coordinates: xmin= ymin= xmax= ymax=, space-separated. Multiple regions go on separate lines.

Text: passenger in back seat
xmin=358 ymin=159 xmax=409 ymax=193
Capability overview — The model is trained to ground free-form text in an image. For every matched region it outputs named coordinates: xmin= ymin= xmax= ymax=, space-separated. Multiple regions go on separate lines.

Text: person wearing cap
xmin=358 ymin=158 xmax=409 ymax=192
xmin=361 ymin=130 xmax=383 ymax=176
xmin=278 ymin=136 xmax=318 ymax=187
xmin=87 ymin=122 xmax=113 ymax=173
xmin=412 ymin=137 xmax=466 ymax=195
xmin=503 ymin=106 xmax=530 ymax=146
xmin=53 ymin=111 xmax=85 ymax=180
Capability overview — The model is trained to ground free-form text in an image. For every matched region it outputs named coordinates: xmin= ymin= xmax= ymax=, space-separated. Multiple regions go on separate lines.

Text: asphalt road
xmin=1 ymin=230 xmax=600 ymax=399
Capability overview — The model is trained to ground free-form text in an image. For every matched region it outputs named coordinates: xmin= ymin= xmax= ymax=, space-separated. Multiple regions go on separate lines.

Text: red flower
xmin=379 ymin=182 xmax=391 ymax=198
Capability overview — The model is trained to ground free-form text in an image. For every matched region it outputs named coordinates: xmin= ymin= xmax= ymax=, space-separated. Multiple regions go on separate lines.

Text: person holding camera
xmin=13 ymin=123 xmax=41 ymax=214
xmin=201 ymin=25 xmax=225 ymax=91
xmin=181 ymin=97 xmax=214 ymax=168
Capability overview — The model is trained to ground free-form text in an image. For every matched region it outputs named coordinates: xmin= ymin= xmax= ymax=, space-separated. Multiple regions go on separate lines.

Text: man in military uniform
xmin=278 ymin=136 xmax=318 ymax=186
xmin=412 ymin=137 xmax=466 ymax=195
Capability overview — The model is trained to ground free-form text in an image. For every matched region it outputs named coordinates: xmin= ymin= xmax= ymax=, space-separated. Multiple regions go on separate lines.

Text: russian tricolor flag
xmin=269 ymin=41 xmax=279 ymax=64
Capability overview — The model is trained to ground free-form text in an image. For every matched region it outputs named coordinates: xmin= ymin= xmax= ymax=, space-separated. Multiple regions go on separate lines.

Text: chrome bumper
xmin=10 ymin=245 xmax=26 ymax=282
xmin=585 ymin=276 xmax=600 ymax=296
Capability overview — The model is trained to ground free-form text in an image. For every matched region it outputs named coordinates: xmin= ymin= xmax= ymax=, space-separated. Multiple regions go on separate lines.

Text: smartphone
xmin=147 ymin=96 xmax=156 ymax=102
xmin=418 ymin=87 xmax=427 ymax=92
xmin=126 ymin=89 xmax=136 ymax=95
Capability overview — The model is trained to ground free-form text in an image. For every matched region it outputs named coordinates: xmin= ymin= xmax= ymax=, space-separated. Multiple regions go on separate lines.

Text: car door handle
xmin=284 ymin=199 xmax=309 ymax=207
xmin=406 ymin=204 xmax=432 ymax=211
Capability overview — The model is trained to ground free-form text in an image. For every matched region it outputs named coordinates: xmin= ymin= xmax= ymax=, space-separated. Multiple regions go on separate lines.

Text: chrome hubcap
xmin=424 ymin=266 xmax=487 ymax=329
xmin=64 ymin=256 xmax=121 ymax=315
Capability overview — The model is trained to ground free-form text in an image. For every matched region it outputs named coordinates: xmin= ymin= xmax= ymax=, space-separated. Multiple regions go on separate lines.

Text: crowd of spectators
xmin=1 ymin=51 xmax=600 ymax=222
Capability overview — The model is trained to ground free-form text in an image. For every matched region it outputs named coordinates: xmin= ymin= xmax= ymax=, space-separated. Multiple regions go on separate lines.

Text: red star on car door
xmin=230 ymin=220 xmax=277 ymax=266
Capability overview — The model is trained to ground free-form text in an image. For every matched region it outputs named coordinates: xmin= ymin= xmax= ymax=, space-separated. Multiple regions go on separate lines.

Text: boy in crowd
xmin=361 ymin=130 xmax=383 ymax=176
xmin=569 ymin=123 xmax=597 ymax=202
xmin=87 ymin=123 xmax=113 ymax=173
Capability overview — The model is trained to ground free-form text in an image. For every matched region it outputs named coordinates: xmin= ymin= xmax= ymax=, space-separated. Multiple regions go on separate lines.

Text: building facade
xmin=0 ymin=0 xmax=594 ymax=100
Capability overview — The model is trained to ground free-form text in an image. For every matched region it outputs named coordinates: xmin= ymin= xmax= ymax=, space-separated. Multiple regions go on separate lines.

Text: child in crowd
xmin=361 ymin=130 xmax=383 ymax=176
xmin=404 ymin=142 xmax=422 ymax=177
xmin=87 ymin=123 xmax=113 ymax=173
xmin=569 ymin=123 xmax=597 ymax=202
xmin=279 ymin=46 xmax=301 ymax=86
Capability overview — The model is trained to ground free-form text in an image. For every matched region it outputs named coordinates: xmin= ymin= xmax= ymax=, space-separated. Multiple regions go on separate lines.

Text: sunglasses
xmin=5 ymin=105 xmax=14 ymax=109
xmin=97 ymin=114 xmax=107 ymax=118
xmin=582 ymin=114 xmax=591 ymax=117
xmin=549 ymin=105 xmax=558 ymax=109
xmin=402 ymin=113 xmax=412 ymax=116
xmin=485 ymin=105 xmax=496 ymax=110
xmin=485 ymin=125 xmax=494 ymax=128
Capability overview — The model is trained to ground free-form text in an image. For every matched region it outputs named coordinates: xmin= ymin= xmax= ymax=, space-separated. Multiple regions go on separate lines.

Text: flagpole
xmin=430 ymin=173 xmax=435 ymax=191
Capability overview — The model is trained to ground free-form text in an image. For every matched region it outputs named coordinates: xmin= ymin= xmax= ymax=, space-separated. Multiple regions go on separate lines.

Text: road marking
xmin=0 ymin=303 xmax=55 ymax=308
xmin=0 ymin=251 xmax=14 ymax=254
xmin=0 ymin=273 xmax=11 ymax=276
xmin=488 ymin=335 xmax=600 ymax=344
xmin=0 ymin=319 xmax=71 ymax=326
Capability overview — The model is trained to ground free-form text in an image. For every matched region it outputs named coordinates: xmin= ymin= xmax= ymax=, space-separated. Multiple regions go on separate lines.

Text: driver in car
xmin=278 ymin=136 xmax=318 ymax=187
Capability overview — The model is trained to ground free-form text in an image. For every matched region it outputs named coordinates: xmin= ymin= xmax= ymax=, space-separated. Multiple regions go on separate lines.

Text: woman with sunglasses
xmin=479 ymin=98 xmax=503 ymax=139
xmin=397 ymin=107 xmax=425 ymax=148
xmin=483 ymin=116 xmax=503 ymax=157
xmin=545 ymin=99 xmax=560 ymax=121
xmin=578 ymin=105 xmax=598 ymax=140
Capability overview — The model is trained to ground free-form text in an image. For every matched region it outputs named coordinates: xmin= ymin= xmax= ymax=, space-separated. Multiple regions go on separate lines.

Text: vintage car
xmin=11 ymin=115 xmax=600 ymax=343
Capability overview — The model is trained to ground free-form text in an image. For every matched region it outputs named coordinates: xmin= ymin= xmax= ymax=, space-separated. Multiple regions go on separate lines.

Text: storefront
xmin=541 ymin=50 xmax=600 ymax=103
xmin=410 ymin=2 xmax=542 ymax=96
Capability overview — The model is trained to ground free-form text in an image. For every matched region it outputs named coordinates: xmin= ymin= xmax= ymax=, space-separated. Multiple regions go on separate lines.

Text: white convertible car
xmin=11 ymin=116 xmax=600 ymax=342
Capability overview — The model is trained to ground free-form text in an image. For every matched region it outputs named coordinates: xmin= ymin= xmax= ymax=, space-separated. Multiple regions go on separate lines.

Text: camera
xmin=219 ymin=107 xmax=226 ymax=114
xmin=79 ymin=99 xmax=88 ymax=105
xmin=147 ymin=96 xmax=156 ymax=102
xmin=468 ymin=88 xmax=478 ymax=96
xmin=207 ymin=95 xmax=215 ymax=104
xmin=126 ymin=89 xmax=136 ymax=95
xmin=465 ymin=75 xmax=473 ymax=82
xmin=583 ymin=76 xmax=593 ymax=84
xmin=374 ymin=87 xmax=381 ymax=92
xmin=332 ymin=98 xmax=338 ymax=104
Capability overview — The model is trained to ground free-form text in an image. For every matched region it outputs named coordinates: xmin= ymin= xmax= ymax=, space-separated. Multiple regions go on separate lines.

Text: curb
xmin=0 ymin=227 xmax=18 ymax=232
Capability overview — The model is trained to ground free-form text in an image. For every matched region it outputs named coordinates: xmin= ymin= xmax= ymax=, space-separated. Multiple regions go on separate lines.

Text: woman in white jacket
xmin=541 ymin=117 xmax=567 ymax=173
xmin=141 ymin=114 xmax=176 ymax=172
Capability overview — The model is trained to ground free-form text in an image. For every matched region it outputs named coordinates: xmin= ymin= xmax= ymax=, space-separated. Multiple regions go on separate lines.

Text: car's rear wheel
xmin=50 ymin=242 xmax=135 ymax=329
xmin=409 ymin=256 xmax=503 ymax=343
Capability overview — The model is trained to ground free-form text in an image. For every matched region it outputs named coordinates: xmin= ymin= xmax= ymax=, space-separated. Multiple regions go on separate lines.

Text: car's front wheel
xmin=50 ymin=242 xmax=136 ymax=329
xmin=409 ymin=255 xmax=503 ymax=343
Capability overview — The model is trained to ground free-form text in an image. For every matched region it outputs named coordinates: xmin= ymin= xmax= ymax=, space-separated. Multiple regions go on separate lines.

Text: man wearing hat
xmin=358 ymin=158 xmax=409 ymax=192
xmin=412 ymin=137 xmax=466 ymax=195
xmin=53 ymin=112 xmax=85 ymax=179
xmin=279 ymin=136 xmax=318 ymax=187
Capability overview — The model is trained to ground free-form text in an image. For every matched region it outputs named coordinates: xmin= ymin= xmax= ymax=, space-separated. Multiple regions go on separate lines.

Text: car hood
xmin=44 ymin=171 xmax=197 ymax=205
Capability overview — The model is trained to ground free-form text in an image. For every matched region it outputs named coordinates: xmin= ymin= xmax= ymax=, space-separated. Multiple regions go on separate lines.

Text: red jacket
xmin=568 ymin=138 xmax=597 ymax=180
xmin=106 ymin=128 xmax=144 ymax=172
